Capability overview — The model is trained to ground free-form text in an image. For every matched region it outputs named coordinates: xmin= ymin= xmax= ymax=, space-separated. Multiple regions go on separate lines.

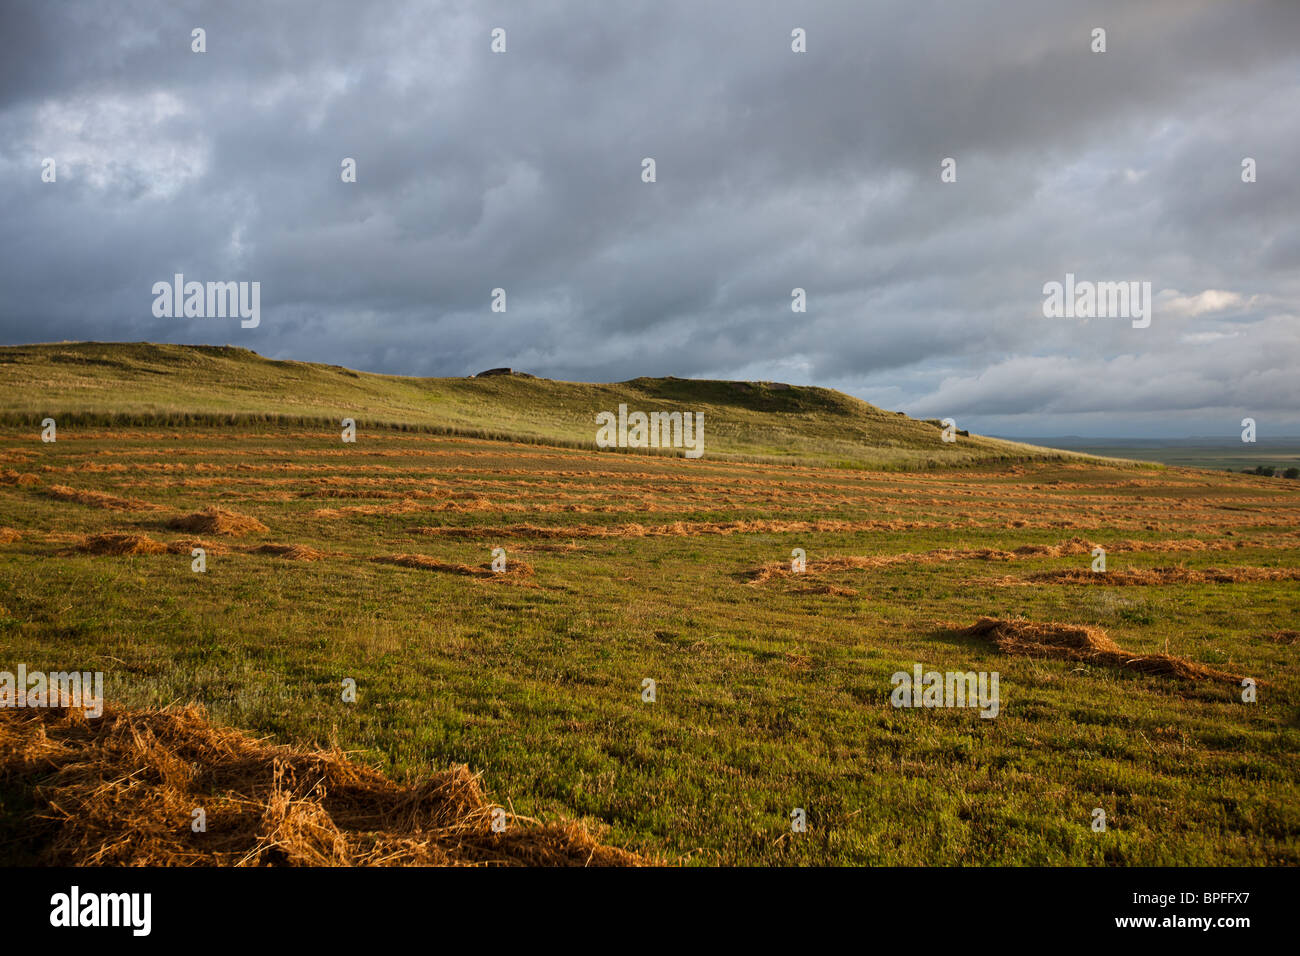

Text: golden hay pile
xmin=47 ymin=484 xmax=159 ymax=511
xmin=0 ymin=705 xmax=645 ymax=867
xmin=169 ymin=506 xmax=269 ymax=536
xmin=960 ymin=616 xmax=1249 ymax=684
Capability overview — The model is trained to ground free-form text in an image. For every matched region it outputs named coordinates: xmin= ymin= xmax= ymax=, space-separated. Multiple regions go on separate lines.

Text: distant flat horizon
xmin=1003 ymin=436 xmax=1300 ymax=444
xmin=1000 ymin=436 xmax=1300 ymax=470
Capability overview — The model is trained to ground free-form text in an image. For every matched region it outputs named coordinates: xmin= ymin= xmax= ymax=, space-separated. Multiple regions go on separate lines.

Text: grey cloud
xmin=1 ymin=0 xmax=1298 ymax=436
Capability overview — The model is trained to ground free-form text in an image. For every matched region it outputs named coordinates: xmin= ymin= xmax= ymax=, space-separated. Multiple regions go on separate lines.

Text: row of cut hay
xmin=959 ymin=617 xmax=1251 ymax=685
xmin=50 ymin=533 xmax=516 ymax=571
xmin=413 ymin=514 xmax=1288 ymax=538
xmin=418 ymin=517 xmax=937 ymax=540
xmin=745 ymin=538 xmax=1099 ymax=585
xmin=743 ymin=535 xmax=1289 ymax=586
xmin=79 ymin=533 xmax=217 ymax=556
xmin=1014 ymin=566 xmax=1300 ymax=586
xmin=19 ymin=478 xmax=269 ymax=536
xmin=46 ymin=484 xmax=161 ymax=512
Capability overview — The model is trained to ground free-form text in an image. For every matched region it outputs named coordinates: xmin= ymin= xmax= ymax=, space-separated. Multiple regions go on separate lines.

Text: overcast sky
xmin=1 ymin=1 xmax=1297 ymax=437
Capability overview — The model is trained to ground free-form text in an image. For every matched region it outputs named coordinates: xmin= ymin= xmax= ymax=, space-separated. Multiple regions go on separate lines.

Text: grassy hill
xmin=0 ymin=341 xmax=1083 ymax=468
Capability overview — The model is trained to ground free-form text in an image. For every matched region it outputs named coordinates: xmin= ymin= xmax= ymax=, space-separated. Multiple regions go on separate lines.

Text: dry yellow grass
xmin=47 ymin=483 xmax=160 ymax=511
xmin=0 ymin=704 xmax=646 ymax=866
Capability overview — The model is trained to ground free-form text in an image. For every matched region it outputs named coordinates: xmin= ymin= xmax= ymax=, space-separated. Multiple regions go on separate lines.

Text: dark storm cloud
xmin=1 ymin=0 xmax=1297 ymax=436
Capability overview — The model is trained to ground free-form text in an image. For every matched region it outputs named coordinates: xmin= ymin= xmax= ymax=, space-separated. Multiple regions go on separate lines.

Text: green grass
xmin=1 ymin=421 xmax=1296 ymax=865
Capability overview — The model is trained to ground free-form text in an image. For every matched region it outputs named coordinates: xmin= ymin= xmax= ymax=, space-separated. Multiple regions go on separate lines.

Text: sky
xmin=1 ymin=0 xmax=1297 ymax=438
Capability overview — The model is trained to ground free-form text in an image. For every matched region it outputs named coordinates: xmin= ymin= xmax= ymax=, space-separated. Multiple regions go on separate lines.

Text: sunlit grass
xmin=1 ymin=421 xmax=1296 ymax=865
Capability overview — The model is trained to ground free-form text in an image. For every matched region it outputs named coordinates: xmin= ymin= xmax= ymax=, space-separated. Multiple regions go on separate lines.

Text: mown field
xmin=1 ymin=423 xmax=1298 ymax=865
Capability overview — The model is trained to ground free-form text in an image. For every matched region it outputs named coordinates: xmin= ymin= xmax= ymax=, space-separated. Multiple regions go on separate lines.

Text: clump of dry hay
xmin=77 ymin=533 xmax=217 ymax=556
xmin=1011 ymin=537 xmax=1097 ymax=557
xmin=0 ymin=704 xmax=645 ymax=867
xmin=252 ymin=543 xmax=327 ymax=561
xmin=373 ymin=554 xmax=536 ymax=581
xmin=1022 ymin=567 xmax=1300 ymax=586
xmin=960 ymin=616 xmax=1249 ymax=684
xmin=0 ymin=527 xmax=21 ymax=543
xmin=169 ymin=507 xmax=268 ymax=536
xmin=80 ymin=532 xmax=169 ymax=556
xmin=47 ymin=484 xmax=159 ymax=511
xmin=1 ymin=469 xmax=40 ymax=486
